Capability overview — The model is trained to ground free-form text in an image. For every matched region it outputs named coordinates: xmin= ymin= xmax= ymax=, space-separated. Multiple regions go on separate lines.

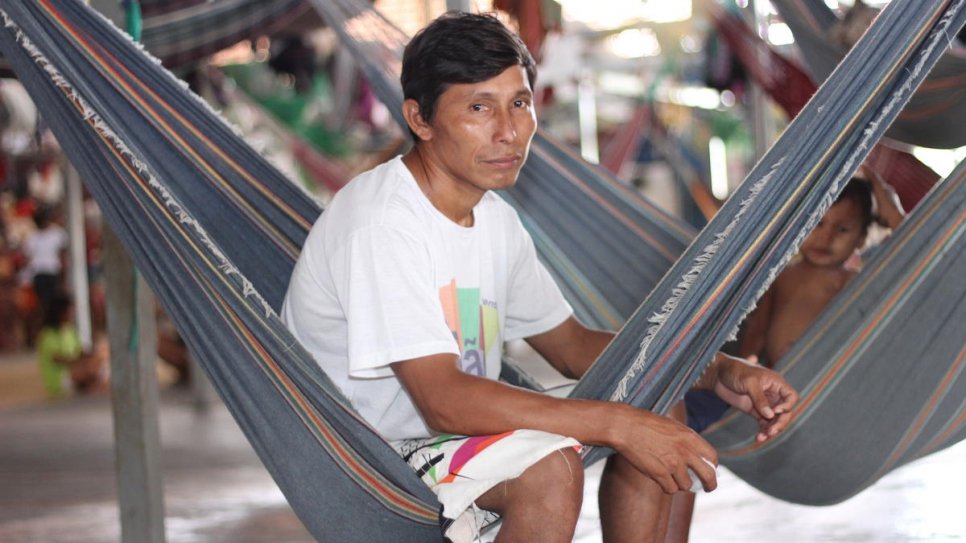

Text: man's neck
xmin=403 ymin=149 xmax=482 ymax=227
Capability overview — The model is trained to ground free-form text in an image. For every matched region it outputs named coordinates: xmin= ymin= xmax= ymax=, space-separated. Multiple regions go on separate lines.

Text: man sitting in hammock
xmin=282 ymin=12 xmax=798 ymax=543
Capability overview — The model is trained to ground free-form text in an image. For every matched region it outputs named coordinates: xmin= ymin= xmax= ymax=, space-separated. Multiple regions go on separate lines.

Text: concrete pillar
xmin=102 ymin=226 xmax=166 ymax=543
xmin=189 ymin=353 xmax=217 ymax=413
xmin=577 ymin=70 xmax=600 ymax=164
xmin=88 ymin=1 xmax=167 ymax=542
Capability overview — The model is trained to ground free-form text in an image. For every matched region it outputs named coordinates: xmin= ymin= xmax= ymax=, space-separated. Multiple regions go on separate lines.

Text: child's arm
xmin=863 ymin=167 xmax=905 ymax=229
xmin=738 ymin=286 xmax=775 ymax=364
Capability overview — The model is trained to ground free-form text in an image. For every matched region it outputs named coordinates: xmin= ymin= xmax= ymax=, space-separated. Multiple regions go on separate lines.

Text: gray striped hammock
xmin=708 ymin=2 xmax=942 ymax=212
xmin=139 ymin=0 xmax=311 ymax=68
xmin=0 ymin=0 xmax=962 ymax=541
xmin=771 ymin=0 xmax=966 ymax=149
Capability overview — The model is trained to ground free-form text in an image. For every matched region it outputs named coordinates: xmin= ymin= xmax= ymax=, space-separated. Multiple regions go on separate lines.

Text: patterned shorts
xmin=395 ymin=429 xmax=581 ymax=542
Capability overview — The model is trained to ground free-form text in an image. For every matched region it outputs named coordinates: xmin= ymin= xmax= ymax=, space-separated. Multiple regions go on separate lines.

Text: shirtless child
xmin=739 ymin=175 xmax=904 ymax=366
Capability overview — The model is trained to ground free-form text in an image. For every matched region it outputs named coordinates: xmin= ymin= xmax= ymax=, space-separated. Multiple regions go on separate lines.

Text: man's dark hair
xmin=400 ymin=12 xmax=536 ymax=138
xmin=835 ymin=177 xmax=874 ymax=232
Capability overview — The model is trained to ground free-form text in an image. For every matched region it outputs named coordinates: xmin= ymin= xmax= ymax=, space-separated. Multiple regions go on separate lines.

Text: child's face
xmin=800 ymin=198 xmax=867 ymax=268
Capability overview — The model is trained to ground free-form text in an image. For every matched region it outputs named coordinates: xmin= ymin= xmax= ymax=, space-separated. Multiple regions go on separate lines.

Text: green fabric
xmin=221 ymin=64 xmax=349 ymax=157
xmin=124 ymin=0 xmax=142 ymax=42
xmin=36 ymin=325 xmax=80 ymax=398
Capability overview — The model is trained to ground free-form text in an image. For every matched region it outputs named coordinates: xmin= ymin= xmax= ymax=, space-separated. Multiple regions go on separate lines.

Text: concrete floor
xmin=1 ymin=349 xmax=964 ymax=543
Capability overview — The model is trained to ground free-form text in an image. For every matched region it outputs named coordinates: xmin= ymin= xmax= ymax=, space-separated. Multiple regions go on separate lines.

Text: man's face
xmin=417 ymin=65 xmax=537 ymax=195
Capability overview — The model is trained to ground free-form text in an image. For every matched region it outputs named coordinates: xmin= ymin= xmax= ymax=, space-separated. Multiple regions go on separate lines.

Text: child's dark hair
xmin=401 ymin=12 xmax=536 ymax=139
xmin=43 ymin=291 xmax=73 ymax=328
xmin=836 ymin=177 xmax=874 ymax=232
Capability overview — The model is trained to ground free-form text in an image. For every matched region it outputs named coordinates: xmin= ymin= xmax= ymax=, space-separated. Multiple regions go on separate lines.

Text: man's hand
xmin=707 ymin=354 xmax=798 ymax=442
xmin=393 ymin=352 xmax=722 ymax=494
xmin=610 ymin=405 xmax=719 ymax=493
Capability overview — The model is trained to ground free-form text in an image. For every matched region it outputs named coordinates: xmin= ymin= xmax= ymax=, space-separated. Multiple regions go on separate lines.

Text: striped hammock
xmin=770 ymin=0 xmax=966 ymax=149
xmin=709 ymin=2 xmax=943 ymax=211
xmin=140 ymin=0 xmax=311 ymax=68
xmin=0 ymin=0 xmax=962 ymax=540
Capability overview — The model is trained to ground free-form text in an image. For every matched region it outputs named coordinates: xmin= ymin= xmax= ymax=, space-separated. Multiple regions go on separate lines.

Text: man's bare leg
xmin=600 ymin=403 xmax=692 ymax=542
xmin=664 ymin=492 xmax=695 ymax=543
xmin=476 ymin=447 xmax=584 ymax=543
xmin=599 ymin=453 xmax=673 ymax=543
xmin=664 ymin=400 xmax=696 ymax=542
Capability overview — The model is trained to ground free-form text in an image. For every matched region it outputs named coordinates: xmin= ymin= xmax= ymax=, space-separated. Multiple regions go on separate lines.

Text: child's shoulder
xmin=774 ymin=261 xmax=855 ymax=298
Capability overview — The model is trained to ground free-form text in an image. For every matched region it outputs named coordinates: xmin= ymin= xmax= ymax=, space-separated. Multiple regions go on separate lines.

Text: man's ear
xmin=402 ymin=99 xmax=432 ymax=142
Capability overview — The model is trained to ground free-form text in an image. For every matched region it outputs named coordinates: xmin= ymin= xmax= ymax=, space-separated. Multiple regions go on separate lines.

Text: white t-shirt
xmin=281 ymin=156 xmax=572 ymax=441
xmin=23 ymin=225 xmax=68 ymax=277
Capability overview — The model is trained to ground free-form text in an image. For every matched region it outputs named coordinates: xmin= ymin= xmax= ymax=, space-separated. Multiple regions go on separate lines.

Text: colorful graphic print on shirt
xmin=438 ymin=279 xmax=500 ymax=376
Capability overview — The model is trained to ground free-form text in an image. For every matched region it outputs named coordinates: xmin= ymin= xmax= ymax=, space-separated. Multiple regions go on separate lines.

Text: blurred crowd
xmin=0 ymin=79 xmax=189 ymax=401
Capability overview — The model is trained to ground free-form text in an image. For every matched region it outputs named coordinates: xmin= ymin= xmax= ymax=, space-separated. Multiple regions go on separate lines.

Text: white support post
xmin=747 ymin=0 xmax=777 ymax=160
xmin=577 ymin=71 xmax=600 ymax=164
xmin=64 ymin=165 xmax=92 ymax=350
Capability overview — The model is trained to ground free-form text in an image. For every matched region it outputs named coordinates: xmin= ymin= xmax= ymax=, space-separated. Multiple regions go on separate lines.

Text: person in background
xmin=36 ymin=292 xmax=108 ymax=398
xmin=21 ymin=205 xmax=67 ymax=325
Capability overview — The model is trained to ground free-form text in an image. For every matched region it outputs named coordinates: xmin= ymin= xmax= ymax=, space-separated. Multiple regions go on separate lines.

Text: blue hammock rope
xmin=0 ymin=0 xmax=962 ymax=540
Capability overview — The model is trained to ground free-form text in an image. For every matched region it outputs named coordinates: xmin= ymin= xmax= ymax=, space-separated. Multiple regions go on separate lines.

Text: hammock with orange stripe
xmin=0 ymin=0 xmax=962 ymax=540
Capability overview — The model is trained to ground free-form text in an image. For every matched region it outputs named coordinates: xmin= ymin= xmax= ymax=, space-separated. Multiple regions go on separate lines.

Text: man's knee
xmin=480 ymin=447 xmax=584 ymax=513
xmin=477 ymin=448 xmax=584 ymax=542
xmin=523 ymin=447 xmax=584 ymax=495
xmin=603 ymin=452 xmax=660 ymax=493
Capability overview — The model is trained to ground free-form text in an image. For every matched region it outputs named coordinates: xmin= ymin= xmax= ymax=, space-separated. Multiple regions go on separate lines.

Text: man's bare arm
xmin=392 ymin=354 xmax=719 ymax=493
xmin=524 ymin=316 xmax=613 ymax=379
xmin=525 ymin=315 xmax=798 ymax=443
xmin=392 ymin=313 xmax=798 ymax=492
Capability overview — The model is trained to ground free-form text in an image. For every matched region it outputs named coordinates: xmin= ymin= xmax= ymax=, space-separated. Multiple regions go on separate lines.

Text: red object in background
xmin=14 ymin=198 xmax=36 ymax=218
xmin=0 ymin=154 xmax=7 ymax=190
xmin=494 ymin=0 xmax=559 ymax=61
